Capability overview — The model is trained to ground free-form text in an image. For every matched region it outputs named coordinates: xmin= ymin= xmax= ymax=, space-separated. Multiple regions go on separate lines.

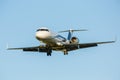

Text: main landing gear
xmin=47 ymin=49 xmax=52 ymax=56
xmin=46 ymin=45 xmax=52 ymax=56
xmin=64 ymin=50 xmax=68 ymax=55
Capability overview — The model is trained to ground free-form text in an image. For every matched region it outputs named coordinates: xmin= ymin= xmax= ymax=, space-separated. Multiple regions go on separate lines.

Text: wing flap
xmin=7 ymin=45 xmax=48 ymax=52
xmin=79 ymin=40 xmax=115 ymax=48
xmin=79 ymin=43 xmax=97 ymax=48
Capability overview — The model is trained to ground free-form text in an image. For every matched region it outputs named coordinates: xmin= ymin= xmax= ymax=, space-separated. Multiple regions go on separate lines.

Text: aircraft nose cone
xmin=36 ymin=32 xmax=51 ymax=40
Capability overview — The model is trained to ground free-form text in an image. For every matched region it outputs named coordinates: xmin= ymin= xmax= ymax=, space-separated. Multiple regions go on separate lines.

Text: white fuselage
xmin=35 ymin=27 xmax=68 ymax=47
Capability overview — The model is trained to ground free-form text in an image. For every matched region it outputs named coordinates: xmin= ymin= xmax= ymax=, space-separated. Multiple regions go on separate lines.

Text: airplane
xmin=7 ymin=27 xmax=115 ymax=56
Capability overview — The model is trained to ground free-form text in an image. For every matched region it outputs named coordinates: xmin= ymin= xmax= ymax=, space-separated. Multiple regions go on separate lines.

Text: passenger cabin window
xmin=37 ymin=29 xmax=49 ymax=32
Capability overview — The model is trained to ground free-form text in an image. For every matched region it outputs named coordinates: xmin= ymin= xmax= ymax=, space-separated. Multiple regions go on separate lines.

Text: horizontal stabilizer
xmin=58 ymin=29 xmax=87 ymax=33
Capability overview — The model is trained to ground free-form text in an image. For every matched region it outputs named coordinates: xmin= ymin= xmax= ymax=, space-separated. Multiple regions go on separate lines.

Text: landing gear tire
xmin=47 ymin=49 xmax=52 ymax=56
xmin=64 ymin=50 xmax=68 ymax=55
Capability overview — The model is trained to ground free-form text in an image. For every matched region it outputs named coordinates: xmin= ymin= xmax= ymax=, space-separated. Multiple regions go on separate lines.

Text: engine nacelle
xmin=70 ymin=37 xmax=79 ymax=44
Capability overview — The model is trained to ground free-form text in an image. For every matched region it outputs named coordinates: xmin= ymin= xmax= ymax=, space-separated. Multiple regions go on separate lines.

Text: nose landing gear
xmin=46 ymin=45 xmax=52 ymax=56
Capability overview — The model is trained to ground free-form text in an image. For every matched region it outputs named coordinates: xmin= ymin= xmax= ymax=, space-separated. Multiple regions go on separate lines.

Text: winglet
xmin=6 ymin=43 xmax=9 ymax=50
xmin=115 ymin=36 xmax=117 ymax=42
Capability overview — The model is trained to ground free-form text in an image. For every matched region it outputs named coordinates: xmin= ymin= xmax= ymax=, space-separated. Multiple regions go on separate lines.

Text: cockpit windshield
xmin=36 ymin=29 xmax=49 ymax=32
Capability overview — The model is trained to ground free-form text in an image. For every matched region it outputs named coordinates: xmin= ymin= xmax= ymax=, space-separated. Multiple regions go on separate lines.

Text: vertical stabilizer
xmin=59 ymin=29 xmax=87 ymax=41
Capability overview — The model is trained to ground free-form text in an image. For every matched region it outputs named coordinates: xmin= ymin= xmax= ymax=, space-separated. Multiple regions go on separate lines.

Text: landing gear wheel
xmin=64 ymin=50 xmax=68 ymax=55
xmin=47 ymin=49 xmax=52 ymax=56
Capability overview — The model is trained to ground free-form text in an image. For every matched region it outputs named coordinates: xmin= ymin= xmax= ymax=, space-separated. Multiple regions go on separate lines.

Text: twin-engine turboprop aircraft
xmin=8 ymin=27 xmax=115 ymax=56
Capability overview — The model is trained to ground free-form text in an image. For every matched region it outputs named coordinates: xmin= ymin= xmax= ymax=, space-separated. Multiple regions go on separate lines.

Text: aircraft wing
xmin=64 ymin=40 xmax=115 ymax=51
xmin=7 ymin=41 xmax=115 ymax=52
xmin=7 ymin=45 xmax=48 ymax=52
xmin=79 ymin=41 xmax=115 ymax=48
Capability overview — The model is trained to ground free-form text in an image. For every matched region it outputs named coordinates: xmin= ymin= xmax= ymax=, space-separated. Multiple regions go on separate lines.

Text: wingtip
xmin=6 ymin=43 xmax=9 ymax=50
xmin=115 ymin=36 xmax=117 ymax=42
xmin=6 ymin=44 xmax=13 ymax=50
xmin=111 ymin=37 xmax=117 ymax=43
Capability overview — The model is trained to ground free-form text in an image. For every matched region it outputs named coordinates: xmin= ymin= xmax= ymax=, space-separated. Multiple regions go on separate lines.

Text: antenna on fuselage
xmin=58 ymin=29 xmax=87 ymax=40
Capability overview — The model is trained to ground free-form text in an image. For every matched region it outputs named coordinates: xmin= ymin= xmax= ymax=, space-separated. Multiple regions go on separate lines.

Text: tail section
xmin=59 ymin=29 xmax=87 ymax=40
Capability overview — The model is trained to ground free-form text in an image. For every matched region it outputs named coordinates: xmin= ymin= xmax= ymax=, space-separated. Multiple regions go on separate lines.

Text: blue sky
xmin=0 ymin=0 xmax=120 ymax=80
